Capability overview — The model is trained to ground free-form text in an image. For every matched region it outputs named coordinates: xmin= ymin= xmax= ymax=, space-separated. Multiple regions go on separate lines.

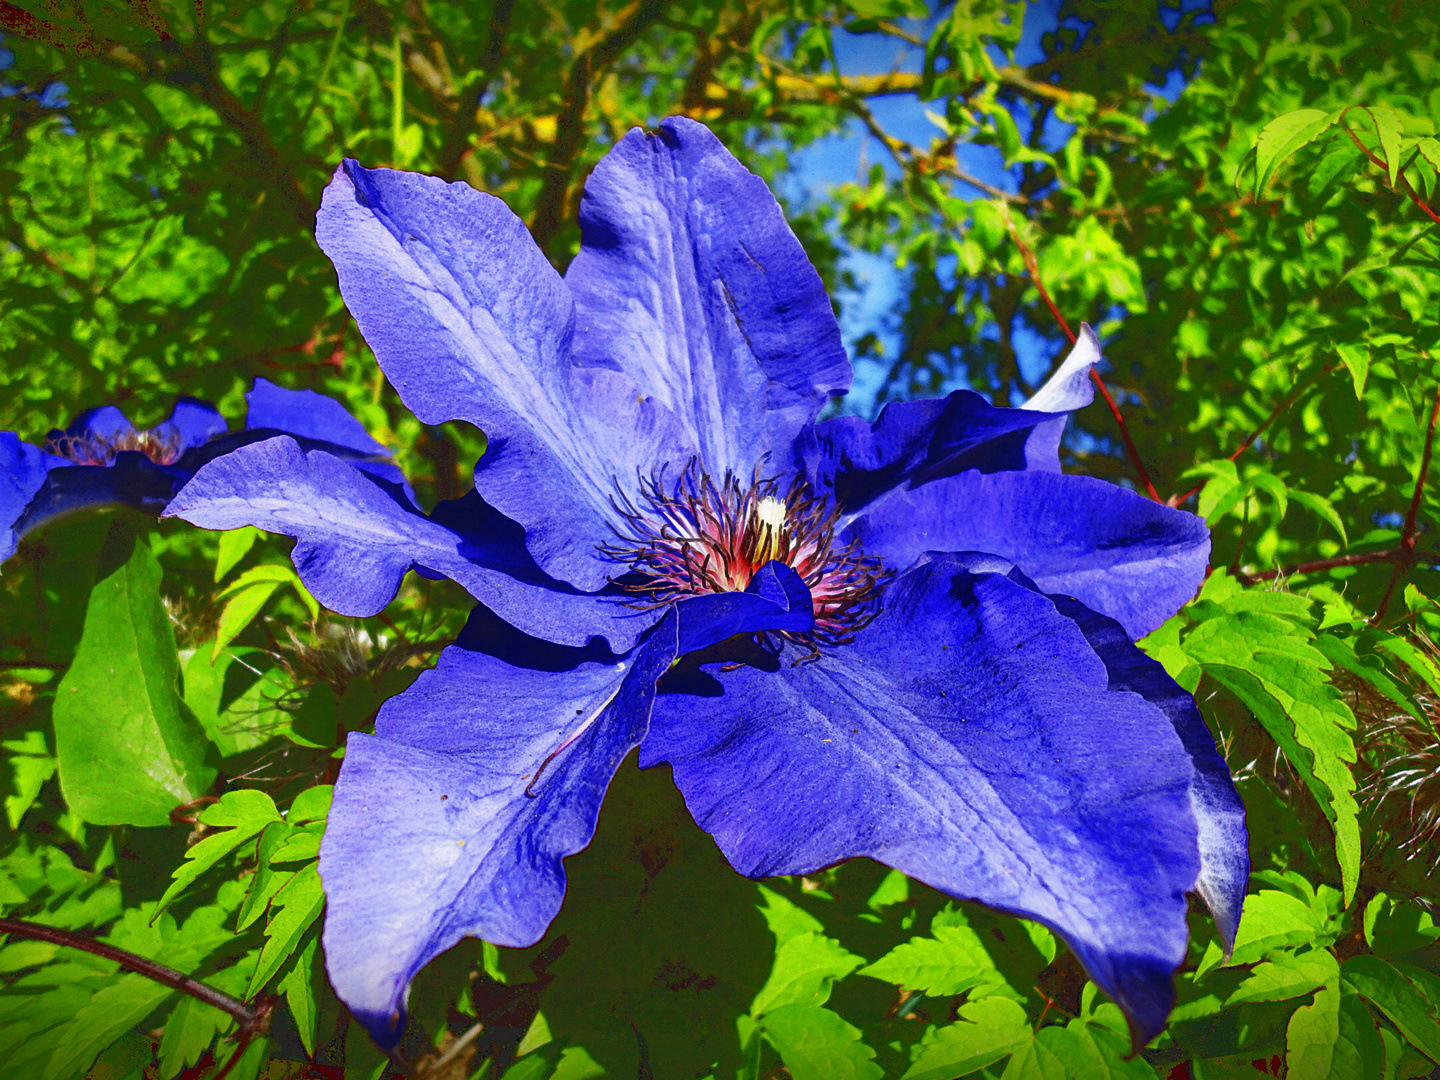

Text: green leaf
xmin=1357 ymin=105 xmax=1406 ymax=185
xmin=1287 ymin=984 xmax=1386 ymax=1080
xmin=861 ymin=922 xmax=1006 ymax=997
xmin=759 ymin=1003 xmax=884 ymax=1080
xmin=1290 ymin=490 xmax=1349 ymax=546
xmin=3 ymin=731 xmax=57 ymax=830
xmin=41 ymin=974 xmax=172 ymax=1080
xmin=1225 ymin=890 xmax=1330 ymax=968
xmin=902 ymin=997 xmax=1030 ymax=1079
xmin=1228 ymin=948 xmax=1338 ymax=1005
xmin=1254 ymin=108 xmax=1340 ymax=196
xmin=182 ymin=647 xmax=279 ymax=757
xmin=865 ymin=868 xmax=909 ymax=911
xmin=211 ymin=581 xmax=282 ymax=662
xmin=158 ymin=993 xmax=232 ymax=1080
xmin=235 ymin=824 xmax=294 ymax=932
xmin=751 ymin=931 xmax=865 ymax=1016
xmin=1336 ymin=343 xmax=1371 ymax=400
xmin=152 ymin=789 xmax=281 ymax=917
xmin=246 ymin=860 xmax=324 ymax=997
xmin=756 ymin=884 xmax=826 ymax=946
xmin=288 ymin=784 xmax=333 ymax=824
xmin=1364 ymin=894 xmax=1440 ymax=957
xmin=1341 ymin=955 xmax=1440 ymax=1065
xmin=276 ymin=931 xmax=320 ymax=1058
xmin=1249 ymin=470 xmax=1288 ymax=519
xmin=214 ymin=526 xmax=259 ymax=583
xmin=53 ymin=532 xmax=216 ymax=827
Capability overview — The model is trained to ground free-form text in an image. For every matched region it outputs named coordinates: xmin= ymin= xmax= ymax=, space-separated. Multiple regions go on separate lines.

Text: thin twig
xmin=1234 ymin=545 xmax=1428 ymax=585
xmin=1372 ymin=383 xmax=1440 ymax=624
xmin=419 ymin=1021 xmax=486 ymax=1076
xmin=0 ymin=917 xmax=272 ymax=1028
xmin=1003 ymin=216 xmax=1161 ymax=501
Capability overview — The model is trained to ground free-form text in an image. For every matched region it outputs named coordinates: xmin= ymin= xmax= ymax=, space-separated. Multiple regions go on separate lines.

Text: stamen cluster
xmin=45 ymin=428 xmax=184 ymax=467
xmin=604 ymin=465 xmax=888 ymax=647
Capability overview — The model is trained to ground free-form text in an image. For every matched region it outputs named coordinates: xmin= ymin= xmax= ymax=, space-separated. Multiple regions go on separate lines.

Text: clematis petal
xmin=315 ymin=160 xmax=697 ymax=592
xmin=566 ymin=116 xmax=852 ymax=477
xmin=1 ymin=433 xmax=61 ymax=560
xmin=164 ymin=436 xmax=655 ymax=651
xmin=641 ymin=552 xmax=1203 ymax=1047
xmin=11 ymin=452 xmax=182 ymax=551
xmin=245 ymin=376 xmax=387 ymax=457
xmin=795 ymin=326 xmax=1101 ymax=514
xmin=796 ymin=391 xmax=1067 ymax=515
xmin=152 ymin=399 xmax=227 ymax=454
xmin=841 ymin=468 xmax=1210 ymax=639
xmin=319 ymin=578 xmax=813 ymax=1045
xmin=1019 ymin=323 xmax=1101 ymax=471
xmin=1050 ymin=594 xmax=1249 ymax=949
xmin=56 ymin=404 xmax=133 ymax=443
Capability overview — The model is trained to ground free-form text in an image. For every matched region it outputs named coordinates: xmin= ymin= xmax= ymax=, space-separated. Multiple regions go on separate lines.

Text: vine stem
xmin=0 ymin=917 xmax=274 ymax=1072
xmin=1003 ymin=216 xmax=1162 ymax=502
xmin=1340 ymin=117 xmax=1440 ymax=228
xmin=1370 ymin=383 xmax=1440 ymax=624
xmin=1234 ymin=545 xmax=1428 ymax=585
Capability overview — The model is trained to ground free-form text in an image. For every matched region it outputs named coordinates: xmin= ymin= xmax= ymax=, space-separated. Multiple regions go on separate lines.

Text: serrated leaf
xmin=759 ymin=1003 xmax=884 ymax=1080
xmin=236 ymin=823 xmax=294 ymax=932
xmin=1335 ymin=343 xmax=1371 ymax=399
xmin=1225 ymin=890 xmax=1328 ymax=967
xmin=1249 ymin=470 xmax=1288 ymax=519
xmin=1290 ymin=490 xmax=1349 ymax=546
xmin=267 ymin=826 xmax=322 ymax=864
xmin=153 ymin=790 xmax=281 ymax=918
xmin=158 ymin=993 xmax=232 ymax=1080
xmin=276 ymin=931 xmax=320 ymax=1058
xmin=751 ymin=932 xmax=864 ymax=1016
xmin=1254 ymin=108 xmax=1340 ymax=196
xmin=755 ymin=885 xmax=826 ymax=946
xmin=1313 ymin=635 xmax=1425 ymax=730
xmin=903 ymin=997 xmax=1030 ymax=1079
xmin=1357 ymin=105 xmax=1405 ymax=185
xmin=4 ymin=732 xmax=56 ymax=830
xmin=861 ymin=922 xmax=1005 ymax=997
xmin=1341 ymin=955 xmax=1440 ymax=1063
xmin=214 ymin=526 xmax=259 ymax=583
xmin=247 ymin=860 xmax=324 ymax=997
xmin=53 ymin=532 xmax=215 ymax=827
xmin=1228 ymin=948 xmax=1338 ymax=1005
xmin=40 ymin=974 xmax=172 ymax=1080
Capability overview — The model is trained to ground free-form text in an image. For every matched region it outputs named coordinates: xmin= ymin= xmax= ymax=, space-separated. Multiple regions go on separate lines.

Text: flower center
xmin=603 ymin=465 xmax=888 ymax=647
xmin=45 ymin=428 xmax=184 ymax=467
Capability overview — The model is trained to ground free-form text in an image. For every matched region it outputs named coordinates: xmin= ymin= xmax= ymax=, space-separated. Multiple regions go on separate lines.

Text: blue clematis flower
xmin=165 ymin=117 xmax=1247 ymax=1050
xmin=1 ymin=377 xmax=406 ymax=563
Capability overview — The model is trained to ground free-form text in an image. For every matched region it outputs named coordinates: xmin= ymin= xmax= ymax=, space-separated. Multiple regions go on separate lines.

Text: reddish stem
xmin=1371 ymin=384 xmax=1440 ymax=624
xmin=1340 ymin=118 xmax=1440 ymax=228
xmin=1235 ymin=545 xmax=1423 ymax=584
xmin=1008 ymin=229 xmax=1161 ymax=501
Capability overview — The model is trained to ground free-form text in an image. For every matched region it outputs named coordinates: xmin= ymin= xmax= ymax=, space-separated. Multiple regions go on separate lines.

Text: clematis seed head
xmin=604 ymin=464 xmax=888 ymax=646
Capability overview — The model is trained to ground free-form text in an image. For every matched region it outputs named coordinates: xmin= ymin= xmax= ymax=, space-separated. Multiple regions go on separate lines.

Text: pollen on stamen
xmin=44 ymin=427 xmax=185 ymax=467
xmin=601 ymin=463 xmax=889 ymax=649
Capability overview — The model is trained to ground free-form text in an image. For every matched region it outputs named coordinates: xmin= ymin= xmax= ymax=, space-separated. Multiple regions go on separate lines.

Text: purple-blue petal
xmin=641 ymin=552 xmax=1202 ymax=1046
xmin=11 ymin=453 xmax=182 ymax=552
xmin=245 ymin=376 xmax=387 ymax=457
xmin=163 ymin=436 xmax=654 ymax=651
xmin=796 ymin=391 xmax=1067 ymax=515
xmin=315 ymin=162 xmax=696 ymax=591
xmin=319 ymin=578 xmax=812 ymax=1046
xmin=566 ymin=117 xmax=852 ymax=478
xmin=1050 ymin=594 xmax=1249 ymax=949
xmin=56 ymin=404 xmax=133 ymax=442
xmin=841 ymin=468 xmax=1210 ymax=639
xmin=152 ymin=398 xmax=227 ymax=454
xmin=1 ymin=433 xmax=59 ymax=560
xmin=794 ymin=326 xmax=1102 ymax=513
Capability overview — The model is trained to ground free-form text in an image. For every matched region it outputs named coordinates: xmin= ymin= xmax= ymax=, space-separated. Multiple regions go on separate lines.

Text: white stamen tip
xmin=755 ymin=496 xmax=787 ymax=531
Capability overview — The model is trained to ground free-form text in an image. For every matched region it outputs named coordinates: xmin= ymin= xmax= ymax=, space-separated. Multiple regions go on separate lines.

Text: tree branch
xmin=1341 ymin=117 xmax=1440 ymax=228
xmin=436 ymin=0 xmax=515 ymax=181
xmin=1235 ymin=545 xmax=1428 ymax=585
xmin=529 ymin=0 xmax=668 ymax=256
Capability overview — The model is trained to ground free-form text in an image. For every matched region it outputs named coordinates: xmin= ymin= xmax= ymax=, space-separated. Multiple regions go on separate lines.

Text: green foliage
xmin=4 ymin=0 xmax=1440 ymax=1077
